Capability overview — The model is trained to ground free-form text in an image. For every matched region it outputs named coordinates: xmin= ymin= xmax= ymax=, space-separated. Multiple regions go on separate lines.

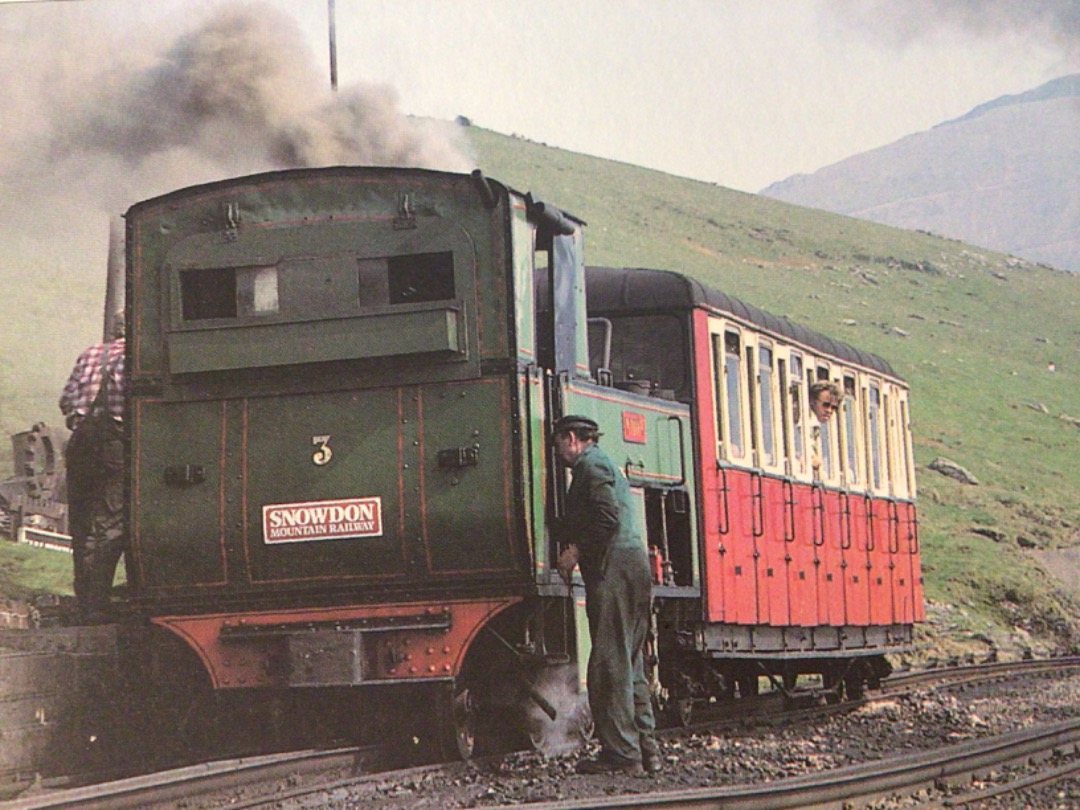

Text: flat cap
xmin=552 ymin=415 xmax=600 ymax=435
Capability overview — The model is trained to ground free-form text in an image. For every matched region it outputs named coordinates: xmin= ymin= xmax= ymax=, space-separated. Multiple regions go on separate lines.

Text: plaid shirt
xmin=59 ymin=338 xmax=126 ymax=426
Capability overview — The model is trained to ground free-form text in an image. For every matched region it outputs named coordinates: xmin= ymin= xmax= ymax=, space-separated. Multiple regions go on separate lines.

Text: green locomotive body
xmin=125 ymin=167 xmax=694 ymax=753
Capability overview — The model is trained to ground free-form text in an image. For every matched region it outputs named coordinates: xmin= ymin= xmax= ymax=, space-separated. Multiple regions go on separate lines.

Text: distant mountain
xmin=761 ymin=74 xmax=1080 ymax=272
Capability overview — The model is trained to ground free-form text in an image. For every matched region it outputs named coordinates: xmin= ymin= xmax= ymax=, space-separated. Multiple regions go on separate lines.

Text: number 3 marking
xmin=312 ymin=435 xmax=333 ymax=466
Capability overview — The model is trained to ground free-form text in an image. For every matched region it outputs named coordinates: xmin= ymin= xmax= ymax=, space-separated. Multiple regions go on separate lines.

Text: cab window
xmin=589 ymin=314 xmax=689 ymax=400
xmin=179 ymin=250 xmax=455 ymax=322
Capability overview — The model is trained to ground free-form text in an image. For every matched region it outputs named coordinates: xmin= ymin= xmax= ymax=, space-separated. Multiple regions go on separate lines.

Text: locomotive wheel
xmin=452 ymin=688 xmax=478 ymax=760
xmin=675 ymin=697 xmax=694 ymax=728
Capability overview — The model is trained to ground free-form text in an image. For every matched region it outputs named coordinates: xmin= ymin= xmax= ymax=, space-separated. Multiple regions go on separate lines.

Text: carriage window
xmin=883 ymin=393 xmax=896 ymax=491
xmin=868 ymin=383 xmax=883 ymax=489
xmin=842 ymin=375 xmax=859 ymax=484
xmin=745 ymin=345 xmax=758 ymax=457
xmin=900 ymin=399 xmax=914 ymax=494
xmin=790 ymin=354 xmax=804 ymax=471
xmin=778 ymin=358 xmax=791 ymax=471
xmin=815 ymin=365 xmax=834 ymax=480
xmin=720 ymin=331 xmax=744 ymax=458
xmin=758 ymin=344 xmax=776 ymax=466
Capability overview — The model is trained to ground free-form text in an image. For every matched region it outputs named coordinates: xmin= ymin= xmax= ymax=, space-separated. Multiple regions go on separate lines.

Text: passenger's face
xmin=810 ymin=392 xmax=838 ymax=422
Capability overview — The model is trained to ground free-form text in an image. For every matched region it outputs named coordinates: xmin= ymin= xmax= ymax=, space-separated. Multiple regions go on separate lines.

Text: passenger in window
xmin=809 ymin=381 xmax=840 ymax=479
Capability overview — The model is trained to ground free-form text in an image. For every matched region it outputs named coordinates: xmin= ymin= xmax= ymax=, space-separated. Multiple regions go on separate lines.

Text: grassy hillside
xmin=2 ymin=126 xmax=1078 ymax=657
xmin=467 ymin=126 xmax=1080 ymax=657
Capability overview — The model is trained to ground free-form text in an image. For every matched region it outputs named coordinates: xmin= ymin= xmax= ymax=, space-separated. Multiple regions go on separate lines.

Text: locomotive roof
xmin=585 ymin=266 xmax=899 ymax=379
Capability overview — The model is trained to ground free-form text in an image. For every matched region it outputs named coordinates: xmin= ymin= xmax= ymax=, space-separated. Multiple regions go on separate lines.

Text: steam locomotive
xmin=119 ymin=166 xmax=921 ymax=757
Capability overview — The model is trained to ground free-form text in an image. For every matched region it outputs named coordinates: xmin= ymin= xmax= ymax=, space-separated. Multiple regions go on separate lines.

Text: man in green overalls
xmin=553 ymin=415 xmax=660 ymax=775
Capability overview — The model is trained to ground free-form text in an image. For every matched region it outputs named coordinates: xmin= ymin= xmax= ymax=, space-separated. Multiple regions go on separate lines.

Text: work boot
xmin=575 ymin=755 xmax=643 ymax=775
xmin=641 ymin=736 xmax=663 ymax=774
xmin=642 ymin=749 xmax=663 ymax=774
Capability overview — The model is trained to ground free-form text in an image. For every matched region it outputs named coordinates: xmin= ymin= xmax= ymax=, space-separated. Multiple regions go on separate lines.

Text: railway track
xmin=475 ymin=719 xmax=1080 ymax=810
xmin=10 ymin=716 xmax=1072 ymax=810
xmin=884 ymin=654 xmax=1080 ymax=693
xmin=3 ymin=655 xmax=1076 ymax=810
xmin=666 ymin=654 xmax=1080 ymax=741
xmin=0 ymin=746 xmax=382 ymax=810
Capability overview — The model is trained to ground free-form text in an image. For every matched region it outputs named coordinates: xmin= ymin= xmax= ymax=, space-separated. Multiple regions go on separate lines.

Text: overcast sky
xmin=326 ymin=0 xmax=1080 ymax=191
xmin=2 ymin=0 xmax=1078 ymax=195
xmin=0 ymin=0 xmax=1077 ymax=423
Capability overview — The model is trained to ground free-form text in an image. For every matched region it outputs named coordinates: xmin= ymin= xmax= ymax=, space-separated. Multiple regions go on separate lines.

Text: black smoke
xmin=0 ymin=1 xmax=472 ymax=437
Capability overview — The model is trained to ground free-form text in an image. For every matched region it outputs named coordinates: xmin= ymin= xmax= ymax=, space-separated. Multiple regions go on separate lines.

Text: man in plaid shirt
xmin=59 ymin=314 xmax=127 ymax=624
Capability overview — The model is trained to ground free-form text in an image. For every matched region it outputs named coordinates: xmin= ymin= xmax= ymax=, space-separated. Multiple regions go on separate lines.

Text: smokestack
xmin=328 ymin=0 xmax=338 ymax=92
xmin=104 ymin=216 xmax=124 ymax=342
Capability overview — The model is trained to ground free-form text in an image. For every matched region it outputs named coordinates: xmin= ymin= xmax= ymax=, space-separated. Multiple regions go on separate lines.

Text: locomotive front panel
xmin=127 ymin=168 xmax=529 ymax=611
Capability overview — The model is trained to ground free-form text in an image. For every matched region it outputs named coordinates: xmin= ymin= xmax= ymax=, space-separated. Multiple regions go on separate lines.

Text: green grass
xmin=2 ymin=125 xmax=1078 ymax=651
xmin=0 ymin=542 xmax=73 ymax=600
xmin=468 ymin=126 xmax=1080 ymax=651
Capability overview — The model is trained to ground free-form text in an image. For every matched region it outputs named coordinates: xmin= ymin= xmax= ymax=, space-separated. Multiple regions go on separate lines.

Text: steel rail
xmin=942 ymin=758 xmax=1080 ymax=807
xmin=0 ymin=747 xmax=374 ymax=810
xmin=666 ymin=656 xmax=1080 ymax=741
xmin=474 ymin=718 xmax=1080 ymax=810
xmin=883 ymin=655 xmax=1080 ymax=692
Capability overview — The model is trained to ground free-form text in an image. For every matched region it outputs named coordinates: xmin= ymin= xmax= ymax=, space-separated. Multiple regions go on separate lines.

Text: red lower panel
xmin=843 ymin=493 xmax=871 ymax=627
xmin=700 ymin=466 xmax=923 ymax=631
xmin=866 ymin=498 xmax=893 ymax=626
xmin=787 ymin=482 xmax=820 ymax=626
xmin=152 ymin=597 xmax=521 ymax=689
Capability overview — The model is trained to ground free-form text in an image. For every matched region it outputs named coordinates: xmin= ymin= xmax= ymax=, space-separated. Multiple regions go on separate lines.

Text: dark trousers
xmin=65 ymin=418 xmax=125 ymax=620
xmin=583 ymin=545 xmax=656 ymax=764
